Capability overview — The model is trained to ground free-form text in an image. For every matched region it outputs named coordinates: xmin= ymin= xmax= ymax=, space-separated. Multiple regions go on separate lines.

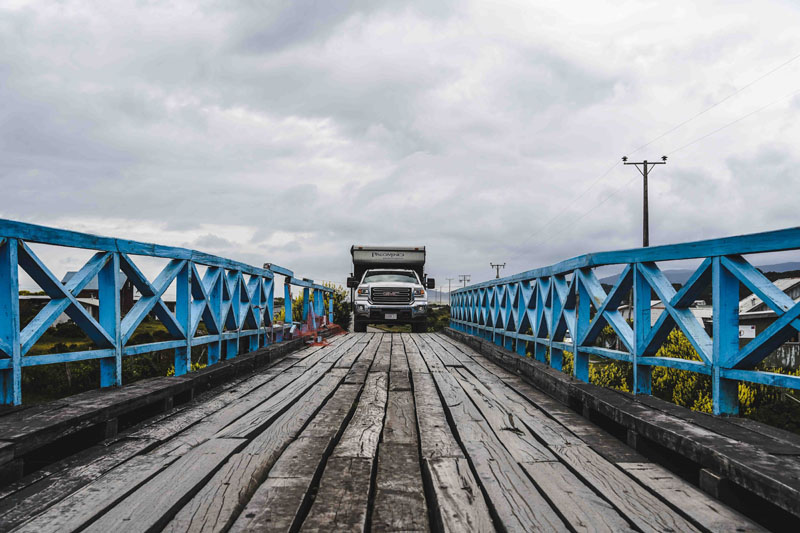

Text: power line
xmin=543 ymin=81 xmax=798 ymax=245
xmin=510 ymin=49 xmax=800 ymax=265
xmin=629 ymin=50 xmax=800 ymax=156
xmin=667 ymin=85 xmax=800 ymax=155
xmin=540 ymin=174 xmax=639 ymax=247
xmin=509 ymin=161 xmax=620 ymax=261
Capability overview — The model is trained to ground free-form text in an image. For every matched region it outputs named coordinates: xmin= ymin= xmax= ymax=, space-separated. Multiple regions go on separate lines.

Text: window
xmin=362 ymin=271 xmax=418 ymax=284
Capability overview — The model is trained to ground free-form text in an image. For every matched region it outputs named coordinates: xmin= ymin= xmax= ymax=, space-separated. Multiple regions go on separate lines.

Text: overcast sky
xmin=2 ymin=0 xmax=800 ymax=289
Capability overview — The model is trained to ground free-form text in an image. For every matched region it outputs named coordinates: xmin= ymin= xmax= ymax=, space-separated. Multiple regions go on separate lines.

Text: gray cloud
xmin=2 ymin=0 xmax=800 ymax=290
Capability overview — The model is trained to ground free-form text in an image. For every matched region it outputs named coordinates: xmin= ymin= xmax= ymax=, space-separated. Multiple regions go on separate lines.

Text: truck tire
xmin=354 ymin=320 xmax=367 ymax=333
xmin=411 ymin=323 xmax=426 ymax=333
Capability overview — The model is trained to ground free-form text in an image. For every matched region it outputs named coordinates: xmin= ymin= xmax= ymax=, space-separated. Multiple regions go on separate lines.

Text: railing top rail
xmin=0 ymin=219 xmax=332 ymax=291
xmin=455 ymin=226 xmax=800 ymax=293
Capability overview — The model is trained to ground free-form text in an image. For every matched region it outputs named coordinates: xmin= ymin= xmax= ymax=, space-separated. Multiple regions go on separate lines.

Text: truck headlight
xmin=357 ymin=288 xmax=369 ymax=297
xmin=413 ymin=288 xmax=425 ymax=297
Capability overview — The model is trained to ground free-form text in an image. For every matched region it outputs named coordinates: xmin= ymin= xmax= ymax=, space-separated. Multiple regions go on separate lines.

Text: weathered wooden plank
xmin=335 ymin=333 xmax=373 ymax=368
xmin=371 ymin=443 xmax=428 ymax=533
xmin=401 ymin=333 xmax=429 ymax=374
xmin=0 ymin=357 xmax=308 ymax=527
xmin=299 ymin=456 xmax=372 ymax=532
xmin=370 ymin=334 xmax=391 ymax=373
xmin=390 ymin=334 xmax=409 ymax=373
xmin=302 ymin=384 xmax=361 ymax=439
xmin=423 ymin=359 xmax=567 ymax=531
xmin=163 ymin=371 xmax=346 ymax=533
xmin=455 ymin=342 xmax=644 ymax=461
xmin=459 ymin=363 xmax=585 ymax=447
xmin=637 ymin=394 xmax=800 ymax=455
xmin=233 ymin=382 xmax=364 ymax=532
xmin=389 ymin=370 xmax=411 ymax=391
xmin=84 ymin=438 xmax=243 ymax=533
xmin=300 ymin=367 xmax=388 ymax=532
xmin=333 ymin=371 xmax=388 ymax=459
xmin=452 ymin=367 xmax=556 ymax=463
xmin=218 ymin=359 xmax=348 ymax=440
xmin=0 ymin=437 xmax=158 ymax=530
xmin=344 ymin=334 xmax=382 ymax=384
xmin=422 ymin=333 xmax=463 ymax=366
xmin=125 ymin=365 xmax=293 ymax=444
xmin=423 ymin=457 xmax=494 ymax=533
xmin=522 ymin=461 xmax=636 ymax=532
xmin=620 ymin=462 xmax=767 ymax=532
xmin=431 ymin=332 xmax=484 ymax=361
xmin=11 ymin=455 xmax=176 ymax=533
xmin=228 ymin=477 xmax=307 ymax=533
xmin=264 ymin=435 xmax=334 ymax=481
xmin=410 ymin=372 xmax=462 ymax=459
xmin=149 ymin=339 xmax=355 ymax=456
xmin=382 ymin=391 xmax=417 ymax=445
xmin=462 ymin=437 xmax=567 ymax=532
xmin=446 ymin=328 xmax=800 ymax=520
xmin=552 ymin=445 xmax=700 ymax=533
xmin=412 ymin=334 xmax=445 ymax=372
xmin=148 ymin=366 xmax=306 ymax=456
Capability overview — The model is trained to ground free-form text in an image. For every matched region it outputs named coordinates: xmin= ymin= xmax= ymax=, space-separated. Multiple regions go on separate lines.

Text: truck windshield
xmin=363 ymin=271 xmax=418 ymax=284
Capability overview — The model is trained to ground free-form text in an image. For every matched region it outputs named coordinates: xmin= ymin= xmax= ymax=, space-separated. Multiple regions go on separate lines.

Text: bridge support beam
xmin=174 ymin=262 xmax=191 ymax=376
xmin=0 ymin=239 xmax=21 ymax=405
xmin=99 ymin=253 xmax=122 ymax=387
xmin=712 ymin=258 xmax=739 ymax=416
xmin=550 ymin=346 xmax=563 ymax=372
xmin=633 ymin=265 xmax=652 ymax=395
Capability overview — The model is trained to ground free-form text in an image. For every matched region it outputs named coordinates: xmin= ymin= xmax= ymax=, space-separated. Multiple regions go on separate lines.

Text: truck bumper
xmin=354 ymin=303 xmax=427 ymax=324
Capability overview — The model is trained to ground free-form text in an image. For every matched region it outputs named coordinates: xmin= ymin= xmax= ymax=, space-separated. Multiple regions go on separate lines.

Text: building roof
xmin=61 ymin=271 xmax=128 ymax=291
xmin=739 ymin=277 xmax=800 ymax=314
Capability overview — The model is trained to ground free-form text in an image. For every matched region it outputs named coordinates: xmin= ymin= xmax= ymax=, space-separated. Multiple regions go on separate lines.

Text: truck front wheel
xmin=354 ymin=320 xmax=367 ymax=332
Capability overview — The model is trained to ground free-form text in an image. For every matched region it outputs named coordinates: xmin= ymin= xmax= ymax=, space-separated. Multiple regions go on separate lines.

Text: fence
xmin=450 ymin=227 xmax=800 ymax=415
xmin=0 ymin=219 xmax=333 ymax=405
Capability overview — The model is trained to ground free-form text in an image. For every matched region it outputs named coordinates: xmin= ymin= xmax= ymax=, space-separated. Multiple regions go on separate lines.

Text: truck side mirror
xmin=426 ymin=278 xmax=436 ymax=289
xmin=346 ymin=277 xmax=359 ymax=288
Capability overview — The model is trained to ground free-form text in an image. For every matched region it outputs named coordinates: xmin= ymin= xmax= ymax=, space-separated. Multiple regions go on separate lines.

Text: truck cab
xmin=347 ymin=246 xmax=435 ymax=333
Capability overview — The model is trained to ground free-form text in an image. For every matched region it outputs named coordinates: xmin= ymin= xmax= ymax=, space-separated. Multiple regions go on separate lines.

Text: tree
xmin=324 ymin=284 xmax=351 ymax=331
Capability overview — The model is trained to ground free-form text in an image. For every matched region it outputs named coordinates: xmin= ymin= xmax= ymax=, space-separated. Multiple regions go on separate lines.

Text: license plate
xmin=385 ymin=313 xmax=397 ymax=320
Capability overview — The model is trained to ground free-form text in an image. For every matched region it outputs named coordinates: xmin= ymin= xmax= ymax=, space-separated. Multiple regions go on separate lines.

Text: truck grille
xmin=371 ymin=287 xmax=412 ymax=304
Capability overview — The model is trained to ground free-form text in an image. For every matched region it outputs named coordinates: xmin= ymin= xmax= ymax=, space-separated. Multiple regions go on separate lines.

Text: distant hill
xmin=598 ymin=261 xmax=800 ymax=286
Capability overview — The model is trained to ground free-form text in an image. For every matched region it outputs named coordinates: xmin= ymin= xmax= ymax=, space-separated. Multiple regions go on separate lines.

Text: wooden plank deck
xmin=0 ymin=332 xmax=767 ymax=533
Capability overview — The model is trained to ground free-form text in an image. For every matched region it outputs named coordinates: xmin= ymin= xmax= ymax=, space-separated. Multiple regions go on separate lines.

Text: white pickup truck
xmin=347 ymin=246 xmax=435 ymax=333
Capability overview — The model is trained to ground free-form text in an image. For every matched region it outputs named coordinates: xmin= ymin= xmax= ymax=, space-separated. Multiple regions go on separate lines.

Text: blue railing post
xmin=174 ymin=261 xmax=191 ymax=376
xmin=328 ymin=291 xmax=334 ymax=324
xmin=633 ymin=263 xmax=652 ymax=394
xmin=284 ymin=280 xmax=293 ymax=328
xmin=0 ymin=239 xmax=21 ymax=405
xmin=575 ymin=276 xmax=589 ymax=382
xmin=302 ymin=287 xmax=310 ymax=323
xmin=264 ymin=276 xmax=274 ymax=346
xmin=550 ymin=277 xmax=564 ymax=372
xmin=712 ymin=257 xmax=739 ymax=415
xmin=226 ymin=271 xmax=240 ymax=359
xmin=99 ymin=253 xmax=121 ymax=387
xmin=208 ymin=267 xmax=222 ymax=366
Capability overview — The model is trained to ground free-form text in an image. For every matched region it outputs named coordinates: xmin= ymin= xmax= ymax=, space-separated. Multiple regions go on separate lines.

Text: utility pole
xmin=459 ymin=274 xmax=471 ymax=288
xmin=490 ymin=262 xmax=506 ymax=279
xmin=446 ymin=277 xmax=455 ymax=305
xmin=622 ymin=155 xmax=667 ymax=247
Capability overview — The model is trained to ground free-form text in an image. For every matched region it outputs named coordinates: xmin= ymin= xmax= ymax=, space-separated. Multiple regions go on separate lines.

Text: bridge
xmin=0 ymin=220 xmax=799 ymax=531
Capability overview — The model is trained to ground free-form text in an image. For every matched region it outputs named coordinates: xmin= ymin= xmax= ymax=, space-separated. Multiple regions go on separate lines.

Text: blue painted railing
xmin=0 ymin=220 xmax=333 ymax=405
xmin=450 ymin=227 xmax=800 ymax=415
